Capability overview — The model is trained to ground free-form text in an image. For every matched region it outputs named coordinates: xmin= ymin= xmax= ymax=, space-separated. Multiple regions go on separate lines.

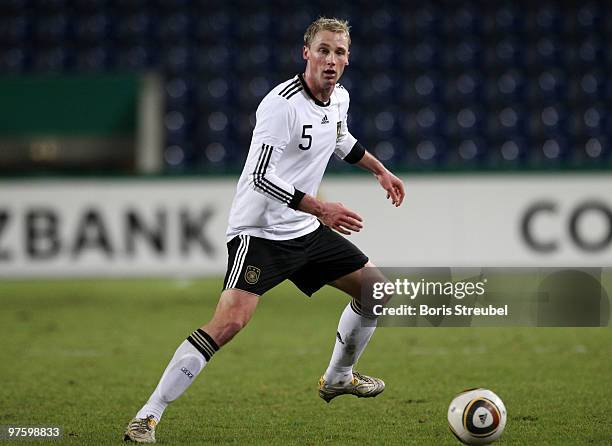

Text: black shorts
xmin=223 ymin=224 xmax=369 ymax=296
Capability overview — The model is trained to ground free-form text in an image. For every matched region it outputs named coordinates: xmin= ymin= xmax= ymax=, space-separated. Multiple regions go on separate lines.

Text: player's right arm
xmin=247 ymin=95 xmax=305 ymax=209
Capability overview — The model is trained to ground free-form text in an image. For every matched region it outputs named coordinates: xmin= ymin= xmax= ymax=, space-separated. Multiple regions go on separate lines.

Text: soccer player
xmin=124 ymin=17 xmax=405 ymax=443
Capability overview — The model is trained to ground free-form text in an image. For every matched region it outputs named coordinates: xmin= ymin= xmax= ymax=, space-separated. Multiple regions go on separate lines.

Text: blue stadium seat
xmin=529 ymin=104 xmax=569 ymax=140
xmin=163 ymin=144 xmax=187 ymax=169
xmin=400 ymin=38 xmax=444 ymax=72
xmin=235 ymin=74 xmax=273 ymax=108
xmin=570 ymin=136 xmax=610 ymax=168
xmin=400 ymin=4 xmax=443 ymax=38
xmin=0 ymin=15 xmax=29 ymax=45
xmin=233 ymin=43 xmax=271 ymax=73
xmin=448 ymin=105 xmax=486 ymax=139
xmin=157 ymin=13 xmax=190 ymax=42
xmin=361 ymin=73 xmax=396 ymax=105
xmin=444 ymin=137 xmax=487 ymax=168
xmin=33 ymin=13 xmax=69 ymax=45
xmin=33 ymin=47 xmax=70 ymax=72
xmin=164 ymin=109 xmax=189 ymax=142
xmin=197 ymin=76 xmax=232 ymax=107
xmin=484 ymin=5 xmax=524 ymax=35
xmin=196 ymin=44 xmax=230 ymax=74
xmin=405 ymin=137 xmax=447 ymax=170
xmin=487 ymin=70 xmax=527 ymax=105
xmin=236 ymin=12 xmax=272 ymax=41
xmin=362 ymin=109 xmax=397 ymax=140
xmin=572 ymin=104 xmax=606 ymax=138
xmin=400 ymin=72 xmax=443 ymax=107
xmin=569 ymin=71 xmax=605 ymax=104
xmin=569 ymin=35 xmax=603 ymax=68
xmin=445 ymin=4 xmax=483 ymax=36
xmin=528 ymin=69 xmax=567 ymax=103
xmin=75 ymin=46 xmax=112 ymax=71
xmin=116 ymin=12 xmax=154 ymax=43
xmin=74 ymin=13 xmax=111 ymax=43
xmin=360 ymin=6 xmax=395 ymax=36
xmin=73 ymin=0 xmax=109 ymax=12
xmin=0 ymin=48 xmax=27 ymax=73
xmin=445 ymin=38 xmax=483 ymax=70
xmin=116 ymin=45 xmax=154 ymax=70
xmin=529 ymin=136 xmax=571 ymax=168
xmin=569 ymin=3 xmax=602 ymax=34
xmin=165 ymin=76 xmax=194 ymax=108
xmin=445 ymin=71 xmax=484 ymax=105
xmin=527 ymin=35 xmax=563 ymax=68
xmin=488 ymin=105 xmax=528 ymax=140
xmin=490 ymin=36 xmax=527 ymax=69
xmin=487 ymin=137 xmax=529 ymax=169
xmin=401 ymin=105 xmax=446 ymax=140
xmin=529 ymin=5 xmax=563 ymax=34
xmin=161 ymin=45 xmax=192 ymax=74
xmin=371 ymin=138 xmax=405 ymax=166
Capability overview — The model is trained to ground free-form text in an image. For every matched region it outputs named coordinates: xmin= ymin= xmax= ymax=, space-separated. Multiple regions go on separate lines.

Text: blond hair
xmin=303 ymin=17 xmax=351 ymax=47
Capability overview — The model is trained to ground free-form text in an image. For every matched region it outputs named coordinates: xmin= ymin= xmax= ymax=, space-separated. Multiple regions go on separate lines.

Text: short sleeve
xmin=253 ymin=95 xmax=294 ymax=150
xmin=333 ymin=89 xmax=359 ymax=161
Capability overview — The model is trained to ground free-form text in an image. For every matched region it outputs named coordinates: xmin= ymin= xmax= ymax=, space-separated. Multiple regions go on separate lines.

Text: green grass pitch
xmin=0 ymin=278 xmax=610 ymax=445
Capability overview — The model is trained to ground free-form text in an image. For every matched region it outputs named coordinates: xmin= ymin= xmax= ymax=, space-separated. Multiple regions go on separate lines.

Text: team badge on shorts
xmin=245 ymin=265 xmax=261 ymax=284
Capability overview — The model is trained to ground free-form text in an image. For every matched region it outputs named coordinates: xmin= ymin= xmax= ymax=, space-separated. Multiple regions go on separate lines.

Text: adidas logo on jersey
xmin=321 ymin=114 xmax=329 ymax=124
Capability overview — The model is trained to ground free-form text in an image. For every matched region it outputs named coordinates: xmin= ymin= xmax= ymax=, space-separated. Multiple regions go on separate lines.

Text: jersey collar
xmin=298 ymin=73 xmax=331 ymax=107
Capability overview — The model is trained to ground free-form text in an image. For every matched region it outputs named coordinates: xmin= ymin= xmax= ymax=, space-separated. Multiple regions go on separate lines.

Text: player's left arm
xmin=355 ymin=150 xmax=405 ymax=207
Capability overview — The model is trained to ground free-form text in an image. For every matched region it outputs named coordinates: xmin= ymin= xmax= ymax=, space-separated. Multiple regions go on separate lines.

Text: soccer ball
xmin=447 ymin=388 xmax=507 ymax=445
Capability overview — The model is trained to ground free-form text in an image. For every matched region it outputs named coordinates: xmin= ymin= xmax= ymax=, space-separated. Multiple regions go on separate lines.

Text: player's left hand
xmin=375 ymin=170 xmax=405 ymax=207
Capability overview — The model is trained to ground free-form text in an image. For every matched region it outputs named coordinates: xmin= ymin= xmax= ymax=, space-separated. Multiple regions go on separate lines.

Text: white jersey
xmin=226 ymin=74 xmax=363 ymax=241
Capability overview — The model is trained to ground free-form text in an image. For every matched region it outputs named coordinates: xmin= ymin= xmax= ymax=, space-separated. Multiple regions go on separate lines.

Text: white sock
xmin=323 ymin=301 xmax=377 ymax=385
xmin=136 ymin=329 xmax=219 ymax=423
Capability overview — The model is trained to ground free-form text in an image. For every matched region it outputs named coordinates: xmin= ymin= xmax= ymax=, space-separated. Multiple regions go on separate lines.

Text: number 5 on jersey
xmin=299 ymin=124 xmax=312 ymax=150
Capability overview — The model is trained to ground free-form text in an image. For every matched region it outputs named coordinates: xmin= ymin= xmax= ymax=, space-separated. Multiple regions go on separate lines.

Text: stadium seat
xmin=487 ymin=137 xmax=529 ymax=169
xmin=75 ymin=46 xmax=112 ymax=71
xmin=0 ymin=15 xmax=28 ymax=45
xmin=445 ymin=71 xmax=484 ymax=104
xmin=0 ymin=48 xmax=27 ymax=73
xmin=447 ymin=137 xmax=488 ymax=169
xmin=570 ymin=136 xmax=610 ymax=168
xmin=529 ymin=136 xmax=571 ymax=169
xmin=158 ymin=13 xmax=191 ymax=42
xmin=484 ymin=5 xmax=523 ymax=35
xmin=406 ymin=137 xmax=447 ymax=170
xmin=74 ymin=13 xmax=111 ymax=43
xmin=116 ymin=12 xmax=154 ymax=44
xmin=447 ymin=106 xmax=485 ymax=139
xmin=487 ymin=70 xmax=527 ymax=105
xmin=488 ymin=105 xmax=527 ymax=140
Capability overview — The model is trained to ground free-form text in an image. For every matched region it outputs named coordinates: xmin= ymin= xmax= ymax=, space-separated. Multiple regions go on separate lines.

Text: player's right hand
xmin=320 ymin=202 xmax=363 ymax=235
